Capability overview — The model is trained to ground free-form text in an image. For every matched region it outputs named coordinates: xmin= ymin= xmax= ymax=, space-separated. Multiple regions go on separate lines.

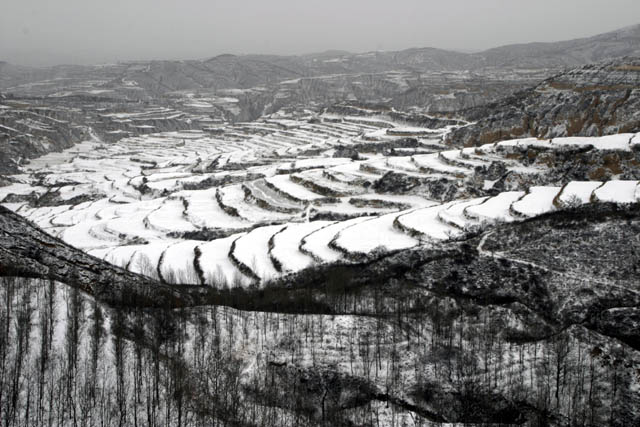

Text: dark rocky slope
xmin=0 ymin=96 xmax=91 ymax=173
xmin=447 ymin=57 xmax=640 ymax=147
xmin=259 ymin=203 xmax=640 ymax=425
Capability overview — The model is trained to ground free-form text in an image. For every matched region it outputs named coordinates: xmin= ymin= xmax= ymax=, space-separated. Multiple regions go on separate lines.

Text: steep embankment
xmin=0 ymin=204 xmax=202 ymax=307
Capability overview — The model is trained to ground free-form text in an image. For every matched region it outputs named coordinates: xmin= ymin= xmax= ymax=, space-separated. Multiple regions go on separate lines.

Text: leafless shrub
xmin=134 ymin=253 xmax=159 ymax=280
xmin=562 ymin=194 xmax=583 ymax=209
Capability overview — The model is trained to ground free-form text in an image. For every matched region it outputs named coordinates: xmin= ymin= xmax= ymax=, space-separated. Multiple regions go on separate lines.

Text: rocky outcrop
xmin=373 ymin=171 xmax=469 ymax=200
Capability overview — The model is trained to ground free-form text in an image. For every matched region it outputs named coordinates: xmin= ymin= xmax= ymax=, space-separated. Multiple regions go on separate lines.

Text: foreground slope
xmin=0 ymin=200 xmax=638 ymax=426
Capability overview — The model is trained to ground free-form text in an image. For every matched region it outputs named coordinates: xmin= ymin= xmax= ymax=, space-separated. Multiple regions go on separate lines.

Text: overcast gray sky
xmin=1 ymin=0 xmax=639 ymax=66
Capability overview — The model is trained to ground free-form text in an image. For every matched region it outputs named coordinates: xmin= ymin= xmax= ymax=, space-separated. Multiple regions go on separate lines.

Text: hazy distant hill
xmin=477 ymin=23 xmax=640 ymax=68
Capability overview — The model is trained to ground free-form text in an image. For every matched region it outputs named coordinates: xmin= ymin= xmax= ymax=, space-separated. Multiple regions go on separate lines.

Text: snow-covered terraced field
xmin=395 ymin=203 xmax=461 ymax=241
xmin=593 ymin=180 xmax=639 ymax=203
xmin=145 ymin=198 xmax=197 ymax=233
xmin=196 ymin=234 xmax=252 ymax=287
xmin=158 ymin=240 xmax=201 ymax=283
xmin=331 ymin=211 xmax=420 ymax=257
xmin=270 ymin=221 xmax=332 ymax=272
xmin=557 ymin=181 xmax=603 ymax=206
xmin=438 ymin=197 xmax=488 ymax=229
xmin=181 ymin=188 xmax=249 ymax=230
xmin=465 ymin=191 xmax=525 ymax=222
xmin=265 ymin=174 xmax=328 ymax=202
xmin=243 ymin=179 xmax=304 ymax=213
xmin=511 ymin=186 xmax=560 ymax=217
xmin=2 ymin=113 xmax=639 ymax=286
xmin=412 ymin=153 xmax=471 ymax=176
xmin=300 ymin=217 xmax=369 ymax=263
xmin=217 ymin=184 xmax=294 ymax=223
xmin=231 ymin=224 xmax=287 ymax=282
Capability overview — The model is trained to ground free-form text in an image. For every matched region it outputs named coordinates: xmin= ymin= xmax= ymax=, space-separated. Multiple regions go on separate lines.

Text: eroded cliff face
xmin=446 ymin=58 xmax=640 ymax=147
xmin=0 ymin=97 xmax=90 ymax=173
xmin=0 ymin=93 xmax=204 ymax=174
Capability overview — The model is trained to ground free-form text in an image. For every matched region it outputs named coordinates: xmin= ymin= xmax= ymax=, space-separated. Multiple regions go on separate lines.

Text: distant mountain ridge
xmin=1 ymin=23 xmax=639 ymax=92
